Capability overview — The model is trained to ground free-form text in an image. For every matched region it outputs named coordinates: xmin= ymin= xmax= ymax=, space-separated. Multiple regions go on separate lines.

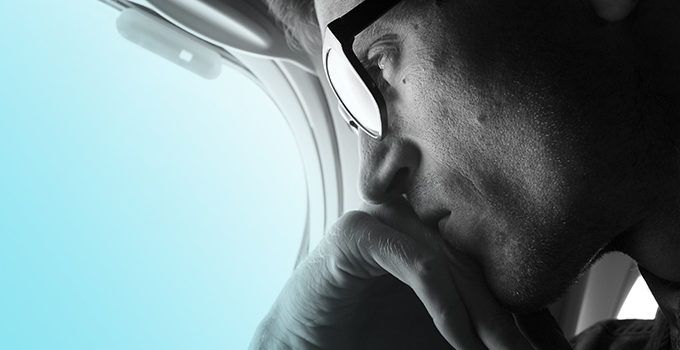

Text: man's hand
xmin=250 ymin=199 xmax=559 ymax=349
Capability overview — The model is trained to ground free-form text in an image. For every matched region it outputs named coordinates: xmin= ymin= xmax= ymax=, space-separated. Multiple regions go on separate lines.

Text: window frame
xmin=99 ymin=0 xmax=359 ymax=265
xmin=99 ymin=1 xmax=653 ymax=335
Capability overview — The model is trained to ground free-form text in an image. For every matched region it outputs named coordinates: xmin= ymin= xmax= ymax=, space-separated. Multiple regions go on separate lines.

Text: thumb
xmin=590 ymin=0 xmax=639 ymax=22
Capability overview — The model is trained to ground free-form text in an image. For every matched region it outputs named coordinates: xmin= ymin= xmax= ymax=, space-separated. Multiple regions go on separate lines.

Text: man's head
xmin=267 ymin=0 xmax=680 ymax=312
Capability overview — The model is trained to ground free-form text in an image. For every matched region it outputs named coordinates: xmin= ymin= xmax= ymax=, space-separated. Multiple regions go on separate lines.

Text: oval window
xmin=0 ymin=2 xmax=306 ymax=349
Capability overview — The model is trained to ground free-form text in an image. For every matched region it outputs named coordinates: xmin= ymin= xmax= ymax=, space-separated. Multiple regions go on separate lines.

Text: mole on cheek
xmin=402 ymin=78 xmax=407 ymax=84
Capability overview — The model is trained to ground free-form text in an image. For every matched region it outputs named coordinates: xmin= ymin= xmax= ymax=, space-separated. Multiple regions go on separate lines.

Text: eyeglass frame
xmin=322 ymin=0 xmax=403 ymax=140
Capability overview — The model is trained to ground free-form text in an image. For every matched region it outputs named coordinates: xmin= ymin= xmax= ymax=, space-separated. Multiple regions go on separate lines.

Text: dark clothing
xmin=362 ymin=267 xmax=679 ymax=349
xmin=571 ymin=267 xmax=679 ymax=350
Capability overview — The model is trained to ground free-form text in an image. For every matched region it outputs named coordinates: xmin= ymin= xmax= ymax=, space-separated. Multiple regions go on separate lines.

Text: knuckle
xmin=328 ymin=210 xmax=373 ymax=240
xmin=322 ymin=211 xmax=375 ymax=275
xmin=412 ymin=256 xmax=443 ymax=279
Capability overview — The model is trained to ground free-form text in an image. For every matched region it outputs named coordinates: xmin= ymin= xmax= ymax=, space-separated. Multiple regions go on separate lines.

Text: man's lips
xmin=437 ymin=213 xmax=452 ymax=233
xmin=419 ymin=209 xmax=451 ymax=229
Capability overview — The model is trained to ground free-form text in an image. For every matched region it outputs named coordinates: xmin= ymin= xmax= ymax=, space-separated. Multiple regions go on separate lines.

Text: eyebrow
xmin=353 ymin=22 xmax=392 ymax=58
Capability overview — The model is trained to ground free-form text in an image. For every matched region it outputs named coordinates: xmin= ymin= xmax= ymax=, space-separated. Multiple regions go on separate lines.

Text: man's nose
xmin=358 ymin=135 xmax=420 ymax=204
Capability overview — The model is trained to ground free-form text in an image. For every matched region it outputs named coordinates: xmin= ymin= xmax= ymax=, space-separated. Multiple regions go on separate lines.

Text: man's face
xmin=316 ymin=0 xmax=662 ymax=311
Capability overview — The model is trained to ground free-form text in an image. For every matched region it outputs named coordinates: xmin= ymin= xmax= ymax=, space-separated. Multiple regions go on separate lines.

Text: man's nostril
xmin=385 ymin=167 xmax=410 ymax=195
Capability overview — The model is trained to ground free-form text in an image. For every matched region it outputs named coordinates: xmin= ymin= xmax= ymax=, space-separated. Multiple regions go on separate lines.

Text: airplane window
xmin=616 ymin=275 xmax=658 ymax=320
xmin=1 ymin=2 xmax=306 ymax=349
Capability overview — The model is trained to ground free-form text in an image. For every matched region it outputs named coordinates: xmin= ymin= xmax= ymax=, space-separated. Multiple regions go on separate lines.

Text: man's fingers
xmin=361 ymin=199 xmax=443 ymax=251
xmin=340 ymin=211 xmax=488 ymax=350
xmin=408 ymin=260 xmax=488 ymax=350
xmin=442 ymin=248 xmax=535 ymax=350
xmin=364 ymin=202 xmax=536 ymax=349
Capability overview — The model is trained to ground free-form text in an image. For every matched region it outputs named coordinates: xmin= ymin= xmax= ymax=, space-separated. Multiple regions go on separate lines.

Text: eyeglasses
xmin=322 ymin=0 xmax=402 ymax=140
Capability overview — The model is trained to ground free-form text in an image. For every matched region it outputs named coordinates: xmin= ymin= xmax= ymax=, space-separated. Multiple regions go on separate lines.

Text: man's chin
xmin=484 ymin=261 xmax=580 ymax=314
xmin=491 ymin=283 xmax=561 ymax=314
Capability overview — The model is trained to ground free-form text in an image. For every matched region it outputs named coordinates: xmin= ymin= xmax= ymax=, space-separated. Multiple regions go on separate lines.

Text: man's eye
xmin=375 ymin=51 xmax=394 ymax=71
xmin=366 ymin=48 xmax=398 ymax=90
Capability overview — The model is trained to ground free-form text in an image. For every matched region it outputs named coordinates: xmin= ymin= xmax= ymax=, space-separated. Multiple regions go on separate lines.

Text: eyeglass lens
xmin=325 ymin=48 xmax=382 ymax=138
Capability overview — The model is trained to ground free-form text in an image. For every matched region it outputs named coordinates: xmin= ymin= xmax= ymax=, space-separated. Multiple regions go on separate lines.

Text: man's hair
xmin=264 ymin=0 xmax=321 ymax=54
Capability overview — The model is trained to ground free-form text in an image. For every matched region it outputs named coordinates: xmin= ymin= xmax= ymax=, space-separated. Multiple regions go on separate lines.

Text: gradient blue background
xmin=0 ymin=1 xmax=307 ymax=349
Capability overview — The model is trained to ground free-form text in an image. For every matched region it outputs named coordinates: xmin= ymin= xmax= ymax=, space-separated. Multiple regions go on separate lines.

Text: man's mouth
xmin=419 ymin=208 xmax=450 ymax=229
xmin=437 ymin=213 xmax=451 ymax=233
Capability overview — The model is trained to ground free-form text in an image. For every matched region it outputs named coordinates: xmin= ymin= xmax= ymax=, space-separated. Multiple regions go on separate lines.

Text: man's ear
xmin=590 ymin=0 xmax=639 ymax=21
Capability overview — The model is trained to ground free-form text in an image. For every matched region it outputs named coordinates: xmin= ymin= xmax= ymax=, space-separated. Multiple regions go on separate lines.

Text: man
xmin=251 ymin=0 xmax=680 ymax=348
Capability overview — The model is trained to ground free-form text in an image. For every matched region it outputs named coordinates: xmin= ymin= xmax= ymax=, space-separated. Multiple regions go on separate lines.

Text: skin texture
xmin=313 ymin=0 xmax=680 ymax=311
xmin=251 ymin=0 xmax=680 ymax=348
xmin=251 ymin=201 xmax=544 ymax=349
